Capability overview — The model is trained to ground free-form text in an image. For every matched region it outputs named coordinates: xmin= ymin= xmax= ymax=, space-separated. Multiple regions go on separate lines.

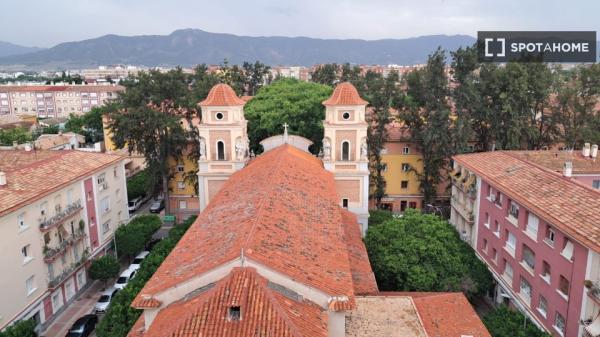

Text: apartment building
xmin=0 ymin=83 xmax=124 ymax=117
xmin=0 ymin=149 xmax=129 ymax=331
xmin=451 ymin=149 xmax=600 ymax=337
xmin=377 ymin=120 xmax=450 ymax=213
xmin=81 ymin=66 xmax=140 ymax=83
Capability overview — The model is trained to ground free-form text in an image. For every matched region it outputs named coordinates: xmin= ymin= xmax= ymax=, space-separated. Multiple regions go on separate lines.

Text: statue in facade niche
xmin=199 ymin=138 xmax=207 ymax=160
xmin=322 ymin=138 xmax=331 ymax=161
xmin=235 ymin=138 xmax=246 ymax=161
xmin=360 ymin=139 xmax=368 ymax=160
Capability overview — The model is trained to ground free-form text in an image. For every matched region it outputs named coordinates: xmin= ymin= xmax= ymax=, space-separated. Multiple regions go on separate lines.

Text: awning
xmin=585 ymin=316 xmax=600 ymax=337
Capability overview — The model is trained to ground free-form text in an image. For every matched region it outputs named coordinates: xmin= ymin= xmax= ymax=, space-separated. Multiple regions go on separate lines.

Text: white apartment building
xmin=0 ymin=149 xmax=129 ymax=332
xmin=0 ymin=83 xmax=124 ymax=117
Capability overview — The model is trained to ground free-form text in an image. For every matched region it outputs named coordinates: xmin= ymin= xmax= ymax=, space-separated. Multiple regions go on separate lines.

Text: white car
xmin=129 ymin=251 xmax=150 ymax=270
xmin=94 ymin=287 xmax=119 ymax=313
xmin=128 ymin=196 xmax=144 ymax=213
xmin=114 ymin=268 xmax=137 ymax=290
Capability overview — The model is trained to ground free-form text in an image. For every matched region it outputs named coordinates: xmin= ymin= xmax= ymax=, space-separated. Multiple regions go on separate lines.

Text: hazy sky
xmin=2 ymin=0 xmax=599 ymax=47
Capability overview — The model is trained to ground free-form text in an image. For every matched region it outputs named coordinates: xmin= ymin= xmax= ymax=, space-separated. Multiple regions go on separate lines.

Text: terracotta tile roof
xmin=454 ymin=151 xmax=600 ymax=252
xmin=0 ymin=150 xmax=123 ymax=216
xmin=134 ymin=145 xmax=356 ymax=302
xmin=322 ymin=82 xmax=368 ymax=106
xmin=34 ymin=132 xmax=85 ymax=150
xmin=385 ymin=120 xmax=412 ymax=142
xmin=199 ymin=83 xmax=246 ymax=106
xmin=133 ymin=296 xmax=162 ymax=309
xmin=340 ymin=209 xmax=378 ymax=295
xmin=140 ymin=267 xmax=327 ymax=337
xmin=509 ymin=150 xmax=600 ymax=175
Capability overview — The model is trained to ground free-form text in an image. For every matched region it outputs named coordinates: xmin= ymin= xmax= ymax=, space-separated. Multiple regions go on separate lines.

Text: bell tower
xmin=322 ymin=82 xmax=370 ymax=235
xmin=197 ymin=83 xmax=249 ymax=211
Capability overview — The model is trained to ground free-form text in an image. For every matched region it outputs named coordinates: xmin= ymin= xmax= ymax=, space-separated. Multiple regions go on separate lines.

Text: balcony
xmin=43 ymin=230 xmax=86 ymax=263
xmin=451 ymin=196 xmax=474 ymax=223
xmin=47 ymin=249 xmax=89 ymax=289
xmin=39 ymin=200 xmax=83 ymax=232
xmin=585 ymin=280 xmax=600 ymax=303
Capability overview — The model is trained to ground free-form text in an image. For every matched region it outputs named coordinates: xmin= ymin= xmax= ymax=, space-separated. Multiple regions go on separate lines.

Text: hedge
xmin=96 ymin=215 xmax=196 ymax=337
xmin=115 ymin=214 xmax=162 ymax=260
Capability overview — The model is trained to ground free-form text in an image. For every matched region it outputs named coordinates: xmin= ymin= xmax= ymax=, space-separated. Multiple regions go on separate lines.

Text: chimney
xmin=0 ymin=171 xmax=6 ymax=186
xmin=563 ymin=161 xmax=573 ymax=177
xmin=583 ymin=143 xmax=591 ymax=157
xmin=591 ymin=144 xmax=598 ymax=159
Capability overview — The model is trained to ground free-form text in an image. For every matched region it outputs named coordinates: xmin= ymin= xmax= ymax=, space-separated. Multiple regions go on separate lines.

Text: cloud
xmin=0 ymin=0 xmax=598 ymax=47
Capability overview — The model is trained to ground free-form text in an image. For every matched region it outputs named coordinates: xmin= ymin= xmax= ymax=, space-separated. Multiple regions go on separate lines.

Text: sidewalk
xmin=41 ymin=280 xmax=103 ymax=337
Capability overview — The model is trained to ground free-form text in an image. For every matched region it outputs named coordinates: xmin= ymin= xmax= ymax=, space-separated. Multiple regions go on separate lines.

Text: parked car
xmin=130 ymin=251 xmax=150 ymax=270
xmin=149 ymin=199 xmax=165 ymax=213
xmin=114 ymin=268 xmax=137 ymax=290
xmin=65 ymin=314 xmax=97 ymax=337
xmin=94 ymin=287 xmax=119 ymax=313
xmin=128 ymin=196 xmax=144 ymax=213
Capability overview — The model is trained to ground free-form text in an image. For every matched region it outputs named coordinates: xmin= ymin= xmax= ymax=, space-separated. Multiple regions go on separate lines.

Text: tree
xmin=0 ymin=319 xmax=37 ymax=337
xmin=368 ymin=209 xmax=394 ymax=227
xmin=311 ymin=64 xmax=339 ymax=86
xmin=244 ymin=78 xmax=332 ymax=153
xmin=483 ymin=306 xmax=552 ymax=337
xmin=65 ymin=105 xmax=112 ymax=143
xmin=115 ymin=215 xmax=161 ymax=261
xmin=0 ymin=127 xmax=31 ymax=146
xmin=126 ymin=169 xmax=151 ymax=200
xmin=399 ymin=48 xmax=453 ymax=206
xmin=89 ymin=255 xmax=120 ymax=288
xmin=365 ymin=209 xmax=492 ymax=298
xmin=340 ymin=63 xmax=362 ymax=83
xmin=242 ymin=61 xmax=271 ymax=95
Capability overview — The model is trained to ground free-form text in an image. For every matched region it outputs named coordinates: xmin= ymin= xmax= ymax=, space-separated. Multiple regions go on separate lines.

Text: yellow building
xmin=377 ymin=120 xmax=449 ymax=213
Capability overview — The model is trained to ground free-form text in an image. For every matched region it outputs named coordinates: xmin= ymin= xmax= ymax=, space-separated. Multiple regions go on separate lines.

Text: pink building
xmin=451 ymin=150 xmax=600 ymax=337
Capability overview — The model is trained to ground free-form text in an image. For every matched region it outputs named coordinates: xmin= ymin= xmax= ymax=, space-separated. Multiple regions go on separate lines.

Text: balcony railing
xmin=47 ymin=249 xmax=89 ymax=289
xmin=43 ymin=230 xmax=86 ymax=263
xmin=585 ymin=280 xmax=600 ymax=302
xmin=39 ymin=200 xmax=82 ymax=232
xmin=451 ymin=196 xmax=474 ymax=223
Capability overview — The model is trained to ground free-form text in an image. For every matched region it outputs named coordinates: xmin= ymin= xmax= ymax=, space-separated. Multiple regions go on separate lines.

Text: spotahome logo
xmin=478 ymin=31 xmax=597 ymax=62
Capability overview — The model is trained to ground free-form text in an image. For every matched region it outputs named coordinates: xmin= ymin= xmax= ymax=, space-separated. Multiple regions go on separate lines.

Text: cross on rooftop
xmin=283 ymin=123 xmax=289 ymax=143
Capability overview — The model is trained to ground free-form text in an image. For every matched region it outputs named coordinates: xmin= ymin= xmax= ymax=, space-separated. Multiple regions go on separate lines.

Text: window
xmin=51 ymin=291 xmax=63 ymax=311
xmin=97 ymin=173 xmax=107 ymax=190
xmin=341 ymin=141 xmax=350 ymax=161
xmin=526 ymin=213 xmax=539 ymax=238
xmin=18 ymin=213 xmax=26 ymax=229
xmin=177 ymin=165 xmax=185 ymax=172
xmin=409 ymin=201 xmax=417 ymax=209
xmin=520 ymin=276 xmax=532 ymax=302
xmin=493 ymin=220 xmax=500 ymax=236
xmin=342 ymin=198 xmax=349 ymax=208
xmin=100 ymin=197 xmax=110 ymax=214
xmin=216 ymin=141 xmax=225 ymax=161
xmin=484 ymin=213 xmax=490 ymax=228
xmin=491 ymin=248 xmax=498 ymax=262
xmin=382 ymin=163 xmax=388 ymax=172
xmin=215 ymin=112 xmax=224 ymax=120
xmin=538 ymin=295 xmax=548 ymax=318
xmin=401 ymin=181 xmax=409 ymax=189
xmin=541 ymin=261 xmax=551 ymax=283
xmin=558 ymin=275 xmax=569 ymax=298
xmin=506 ymin=231 xmax=516 ymax=254
xmin=400 ymin=200 xmax=407 ymax=212
xmin=508 ymin=201 xmax=519 ymax=220
xmin=179 ymin=201 xmax=187 ymax=209
xmin=561 ymin=239 xmax=574 ymax=261
xmin=342 ymin=111 xmax=351 ymax=120
xmin=228 ymin=306 xmax=241 ymax=321
xmin=522 ymin=245 xmax=535 ymax=272
xmin=482 ymin=238 xmax=488 ymax=253
xmin=504 ymin=260 xmax=514 ymax=279
xmin=101 ymin=221 xmax=110 ymax=234
xmin=25 ymin=275 xmax=36 ymax=295
xmin=554 ymin=312 xmax=566 ymax=336
xmin=401 ymin=163 xmax=410 ymax=172
xmin=545 ymin=226 xmax=555 ymax=246
xmin=113 ymin=166 xmax=118 ymax=177
xmin=40 ymin=202 xmax=48 ymax=216
xmin=22 ymin=245 xmax=32 ymax=263
xmin=402 ymin=146 xmax=410 ymax=154
xmin=177 ymin=181 xmax=185 ymax=189
xmin=593 ymin=180 xmax=600 ymax=189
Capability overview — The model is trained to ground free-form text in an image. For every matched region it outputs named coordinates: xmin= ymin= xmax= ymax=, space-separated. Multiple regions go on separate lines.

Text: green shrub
xmin=115 ymin=215 xmax=162 ymax=260
xmin=0 ymin=319 xmax=37 ymax=337
xmin=368 ymin=209 xmax=394 ymax=227
xmin=96 ymin=216 xmax=196 ymax=337
xmin=483 ymin=306 xmax=552 ymax=337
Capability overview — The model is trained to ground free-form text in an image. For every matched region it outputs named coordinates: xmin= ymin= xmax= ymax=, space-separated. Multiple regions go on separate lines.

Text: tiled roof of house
xmin=454 ymin=151 xmax=600 ymax=252
xmin=340 ymin=209 xmax=378 ymax=295
xmin=509 ymin=150 xmax=600 ymax=174
xmin=133 ymin=145 xmax=357 ymax=304
xmin=34 ymin=132 xmax=85 ymax=150
xmin=322 ymin=82 xmax=368 ymax=106
xmin=0 ymin=150 xmax=123 ymax=216
xmin=412 ymin=293 xmax=492 ymax=337
xmin=135 ymin=267 xmax=327 ymax=337
xmin=199 ymin=83 xmax=246 ymax=106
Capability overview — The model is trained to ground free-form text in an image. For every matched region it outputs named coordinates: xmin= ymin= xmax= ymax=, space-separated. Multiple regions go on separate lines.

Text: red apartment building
xmin=451 ymin=147 xmax=600 ymax=337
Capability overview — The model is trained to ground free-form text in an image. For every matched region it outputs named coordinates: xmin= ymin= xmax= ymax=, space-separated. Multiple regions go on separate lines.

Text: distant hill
xmin=0 ymin=29 xmax=476 ymax=70
xmin=0 ymin=41 xmax=44 ymax=58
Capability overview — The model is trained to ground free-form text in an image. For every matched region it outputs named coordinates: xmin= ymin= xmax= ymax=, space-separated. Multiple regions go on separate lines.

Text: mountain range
xmin=0 ymin=41 xmax=44 ymax=58
xmin=0 ymin=29 xmax=477 ymax=70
